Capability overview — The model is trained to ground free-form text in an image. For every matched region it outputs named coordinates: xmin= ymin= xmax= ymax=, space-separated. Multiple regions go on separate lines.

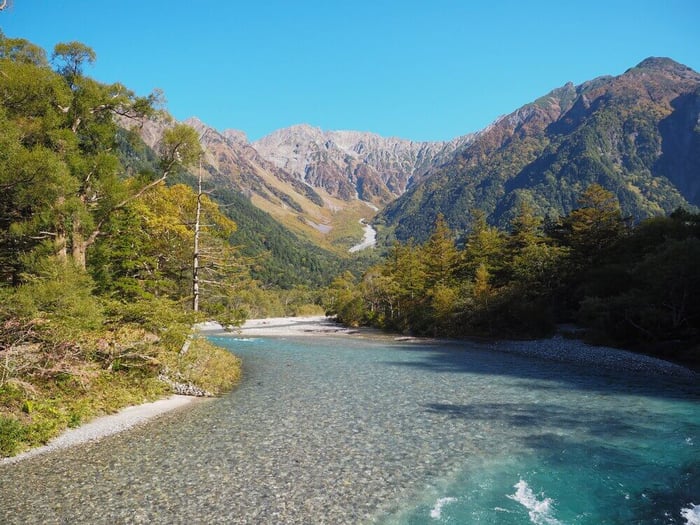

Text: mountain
xmin=131 ymin=117 xmax=473 ymax=252
xmin=253 ymin=124 xmax=473 ymax=205
xmin=376 ymin=57 xmax=700 ymax=243
xmin=129 ymin=57 xmax=699 ymax=252
xmin=130 ymin=116 xmax=340 ymax=245
xmin=118 ymin=117 xmax=347 ymax=287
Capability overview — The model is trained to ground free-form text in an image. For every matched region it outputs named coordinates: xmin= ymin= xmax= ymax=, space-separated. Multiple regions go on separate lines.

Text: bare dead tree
xmin=193 ymin=157 xmax=203 ymax=312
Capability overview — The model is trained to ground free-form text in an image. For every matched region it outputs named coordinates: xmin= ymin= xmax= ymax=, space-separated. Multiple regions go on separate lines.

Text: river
xmin=1 ymin=333 xmax=698 ymax=524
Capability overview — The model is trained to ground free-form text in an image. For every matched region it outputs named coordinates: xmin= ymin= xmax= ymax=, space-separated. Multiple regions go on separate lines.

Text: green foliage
xmin=0 ymin=30 xmax=48 ymax=66
xmin=336 ymin=186 xmax=700 ymax=365
xmin=11 ymin=258 xmax=104 ymax=331
xmin=0 ymin=35 xmax=247 ymax=457
xmin=52 ymin=41 xmax=96 ymax=81
xmin=161 ymin=337 xmax=242 ymax=396
xmin=160 ymin=123 xmax=202 ymax=172
xmin=558 ymin=184 xmax=628 ymax=263
xmin=0 ymin=416 xmax=25 ymax=456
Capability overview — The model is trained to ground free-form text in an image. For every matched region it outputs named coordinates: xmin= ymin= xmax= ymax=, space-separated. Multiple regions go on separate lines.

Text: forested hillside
xmin=377 ymin=58 xmax=700 ymax=244
xmin=0 ymin=33 xmax=257 ymax=456
xmin=329 ymin=185 xmax=700 ymax=367
xmin=118 ymin=122 xmax=348 ymax=290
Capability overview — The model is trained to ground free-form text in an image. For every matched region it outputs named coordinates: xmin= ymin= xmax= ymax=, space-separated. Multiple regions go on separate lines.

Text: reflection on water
xmin=1 ymin=335 xmax=698 ymax=524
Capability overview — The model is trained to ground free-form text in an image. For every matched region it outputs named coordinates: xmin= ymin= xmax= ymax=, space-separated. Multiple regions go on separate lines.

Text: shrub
xmin=0 ymin=416 xmax=26 ymax=456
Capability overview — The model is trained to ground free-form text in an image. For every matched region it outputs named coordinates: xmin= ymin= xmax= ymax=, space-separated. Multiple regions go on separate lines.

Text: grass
xmin=0 ymin=369 xmax=169 ymax=456
xmin=0 ymin=314 xmax=242 ymax=458
xmin=160 ymin=336 xmax=242 ymax=396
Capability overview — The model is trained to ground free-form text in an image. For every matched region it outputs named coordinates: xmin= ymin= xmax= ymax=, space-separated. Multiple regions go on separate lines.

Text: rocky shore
xmin=214 ymin=315 xmax=698 ymax=381
xmin=0 ymin=395 xmax=200 ymax=466
xmin=488 ymin=336 xmax=698 ymax=380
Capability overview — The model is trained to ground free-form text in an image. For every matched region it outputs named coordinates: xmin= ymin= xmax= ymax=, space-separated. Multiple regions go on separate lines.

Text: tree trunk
xmin=192 ymin=161 xmax=202 ymax=312
xmin=71 ymin=212 xmax=88 ymax=269
xmin=71 ymin=234 xmax=87 ymax=270
xmin=55 ymin=232 xmax=68 ymax=261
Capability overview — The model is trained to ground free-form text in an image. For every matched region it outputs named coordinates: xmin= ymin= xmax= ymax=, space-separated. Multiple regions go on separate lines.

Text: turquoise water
xmin=1 ymin=333 xmax=698 ymax=524
xmin=216 ymin=336 xmax=700 ymax=525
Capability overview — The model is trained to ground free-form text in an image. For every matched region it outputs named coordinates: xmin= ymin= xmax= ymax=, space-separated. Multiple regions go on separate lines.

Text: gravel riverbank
xmin=489 ymin=336 xmax=698 ymax=380
xmin=1 ymin=395 xmax=199 ymax=465
xmin=213 ymin=315 xmax=698 ymax=380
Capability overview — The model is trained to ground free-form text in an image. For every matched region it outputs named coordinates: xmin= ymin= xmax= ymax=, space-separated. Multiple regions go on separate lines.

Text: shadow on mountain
xmin=655 ymin=92 xmax=700 ymax=207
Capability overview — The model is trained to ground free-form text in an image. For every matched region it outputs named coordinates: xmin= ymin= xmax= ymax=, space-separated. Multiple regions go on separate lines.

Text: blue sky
xmin=2 ymin=1 xmax=699 ymax=141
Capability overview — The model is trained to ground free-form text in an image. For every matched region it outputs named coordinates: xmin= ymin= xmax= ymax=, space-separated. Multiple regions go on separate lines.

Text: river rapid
xmin=1 ymin=333 xmax=698 ymax=524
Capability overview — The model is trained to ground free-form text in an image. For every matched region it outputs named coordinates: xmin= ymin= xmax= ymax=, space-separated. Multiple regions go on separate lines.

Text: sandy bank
xmin=197 ymin=315 xmax=360 ymax=337
xmin=1 ymin=395 xmax=199 ymax=465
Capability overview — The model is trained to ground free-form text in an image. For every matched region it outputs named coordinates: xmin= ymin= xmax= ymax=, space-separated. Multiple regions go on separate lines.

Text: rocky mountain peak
xmin=222 ymin=129 xmax=249 ymax=144
xmin=252 ymin=125 xmax=475 ymax=203
xmin=634 ymin=57 xmax=696 ymax=75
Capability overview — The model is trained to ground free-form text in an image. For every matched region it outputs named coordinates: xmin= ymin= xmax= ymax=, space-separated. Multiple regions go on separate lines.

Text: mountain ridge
xmin=131 ymin=57 xmax=699 ymax=250
xmin=376 ymin=57 xmax=700 ymax=242
xmin=253 ymin=124 xmax=474 ymax=204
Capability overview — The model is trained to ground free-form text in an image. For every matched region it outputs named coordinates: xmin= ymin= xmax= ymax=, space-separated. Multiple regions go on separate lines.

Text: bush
xmin=0 ymin=416 xmax=26 ymax=456
xmin=160 ymin=337 xmax=242 ymax=396
xmin=12 ymin=258 xmax=104 ymax=332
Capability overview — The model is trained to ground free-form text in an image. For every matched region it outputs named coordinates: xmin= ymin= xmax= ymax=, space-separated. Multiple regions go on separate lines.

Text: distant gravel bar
xmin=487 ymin=336 xmax=698 ymax=380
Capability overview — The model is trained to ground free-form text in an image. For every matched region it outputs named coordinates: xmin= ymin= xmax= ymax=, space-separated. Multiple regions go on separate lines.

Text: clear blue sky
xmin=2 ymin=0 xmax=699 ymax=142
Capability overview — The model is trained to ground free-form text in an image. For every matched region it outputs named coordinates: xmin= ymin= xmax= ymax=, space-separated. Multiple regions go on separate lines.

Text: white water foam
xmin=507 ymin=480 xmax=563 ymax=525
xmin=430 ymin=497 xmax=457 ymax=520
xmin=681 ymin=503 xmax=700 ymax=525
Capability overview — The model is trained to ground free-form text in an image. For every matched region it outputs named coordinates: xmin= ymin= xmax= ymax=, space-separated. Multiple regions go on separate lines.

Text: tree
xmin=459 ymin=210 xmax=506 ymax=283
xmin=506 ymin=202 xmax=567 ymax=292
xmin=91 ymin=183 xmax=241 ymax=309
xmin=421 ymin=214 xmax=459 ymax=288
xmin=559 ymin=183 xmax=628 ymax=264
xmin=0 ymin=30 xmax=48 ymax=66
xmin=52 ymin=41 xmax=96 ymax=87
xmin=68 ymin=121 xmax=200 ymax=269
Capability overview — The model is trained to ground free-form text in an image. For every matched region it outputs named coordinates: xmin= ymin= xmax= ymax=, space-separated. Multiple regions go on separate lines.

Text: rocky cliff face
xmin=132 ymin=116 xmax=327 ymax=214
xmin=131 ymin=117 xmax=472 ymax=214
xmin=253 ymin=125 xmax=473 ymax=204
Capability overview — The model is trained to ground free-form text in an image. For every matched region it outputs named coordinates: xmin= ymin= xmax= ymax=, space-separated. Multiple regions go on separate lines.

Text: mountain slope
xmin=132 ymin=117 xmax=474 ymax=252
xmin=253 ymin=124 xmax=473 ymax=204
xmin=117 ymin=120 xmax=345 ymax=287
xmin=377 ymin=57 xmax=700 ymax=242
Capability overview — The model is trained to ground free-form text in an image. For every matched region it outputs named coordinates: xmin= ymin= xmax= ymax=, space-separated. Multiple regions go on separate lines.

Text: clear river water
xmin=1 ymin=333 xmax=698 ymax=524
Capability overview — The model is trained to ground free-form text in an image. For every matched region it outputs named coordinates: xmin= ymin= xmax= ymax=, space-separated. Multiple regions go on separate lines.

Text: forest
xmin=328 ymin=185 xmax=700 ymax=368
xmin=0 ymin=33 xmax=261 ymax=455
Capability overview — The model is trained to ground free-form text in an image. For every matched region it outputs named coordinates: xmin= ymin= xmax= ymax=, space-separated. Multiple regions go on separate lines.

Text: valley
xmin=127 ymin=58 xmax=699 ymax=254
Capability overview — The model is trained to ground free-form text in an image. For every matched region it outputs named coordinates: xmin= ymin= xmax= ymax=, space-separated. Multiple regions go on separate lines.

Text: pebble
xmin=0 ymin=333 xmax=696 ymax=524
